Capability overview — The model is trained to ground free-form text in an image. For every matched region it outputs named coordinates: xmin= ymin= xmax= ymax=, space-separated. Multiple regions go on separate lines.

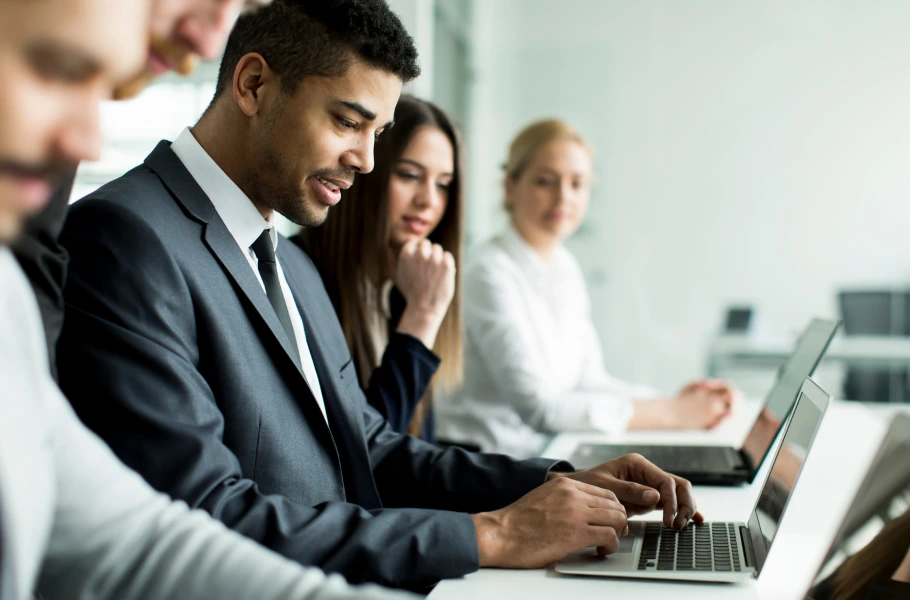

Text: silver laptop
xmin=555 ymin=376 xmax=831 ymax=583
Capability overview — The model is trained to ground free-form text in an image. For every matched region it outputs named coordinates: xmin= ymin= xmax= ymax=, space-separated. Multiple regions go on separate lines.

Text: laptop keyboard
xmin=636 ymin=522 xmax=744 ymax=572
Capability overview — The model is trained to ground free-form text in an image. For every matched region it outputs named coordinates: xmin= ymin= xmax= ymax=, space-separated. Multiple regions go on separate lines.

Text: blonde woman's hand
xmin=393 ymin=238 xmax=456 ymax=350
xmin=670 ymin=379 xmax=737 ymax=429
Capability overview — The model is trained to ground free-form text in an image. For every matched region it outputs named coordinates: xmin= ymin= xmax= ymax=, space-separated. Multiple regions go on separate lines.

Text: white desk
xmin=429 ymin=400 xmax=888 ymax=600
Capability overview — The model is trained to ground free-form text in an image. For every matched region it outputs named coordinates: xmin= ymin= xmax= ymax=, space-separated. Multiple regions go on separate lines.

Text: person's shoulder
xmin=85 ymin=163 xmax=163 ymax=202
xmin=465 ymin=232 xmax=516 ymax=276
xmin=66 ymin=164 xmax=198 ymax=245
xmin=69 ymin=165 xmax=161 ymax=220
xmin=62 ymin=173 xmax=182 ymax=269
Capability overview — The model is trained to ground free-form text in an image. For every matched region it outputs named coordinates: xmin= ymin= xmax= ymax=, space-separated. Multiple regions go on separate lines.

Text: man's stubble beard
xmin=249 ymin=100 xmax=329 ymax=228
xmin=247 ymin=146 xmax=329 ymax=228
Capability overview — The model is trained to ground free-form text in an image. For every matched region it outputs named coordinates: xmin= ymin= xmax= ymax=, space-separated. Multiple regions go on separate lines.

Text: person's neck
xmin=191 ymin=108 xmax=272 ymax=221
xmin=512 ymin=222 xmax=559 ymax=265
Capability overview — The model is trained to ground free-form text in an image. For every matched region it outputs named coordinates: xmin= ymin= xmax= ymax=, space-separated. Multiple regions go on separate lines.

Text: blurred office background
xmin=76 ymin=0 xmax=910 ymax=402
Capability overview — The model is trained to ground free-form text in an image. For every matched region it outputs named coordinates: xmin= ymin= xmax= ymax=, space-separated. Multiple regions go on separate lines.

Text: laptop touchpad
xmin=615 ymin=535 xmax=635 ymax=553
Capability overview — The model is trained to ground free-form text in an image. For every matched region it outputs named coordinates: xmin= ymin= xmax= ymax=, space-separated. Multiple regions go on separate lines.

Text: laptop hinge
xmin=738 ymin=448 xmax=755 ymax=474
xmin=739 ymin=525 xmax=756 ymax=569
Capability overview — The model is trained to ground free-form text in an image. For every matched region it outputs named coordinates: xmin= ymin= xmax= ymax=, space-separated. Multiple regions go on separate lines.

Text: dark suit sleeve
xmin=363 ymin=398 xmax=570 ymax=514
xmin=364 ymin=333 xmax=440 ymax=438
xmin=57 ymin=200 xmax=478 ymax=589
xmin=11 ymin=170 xmax=75 ymax=378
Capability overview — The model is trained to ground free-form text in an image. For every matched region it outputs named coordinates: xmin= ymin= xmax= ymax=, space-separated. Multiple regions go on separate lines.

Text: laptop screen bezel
xmin=746 ymin=377 xmax=830 ymax=575
xmin=741 ymin=318 xmax=840 ymax=481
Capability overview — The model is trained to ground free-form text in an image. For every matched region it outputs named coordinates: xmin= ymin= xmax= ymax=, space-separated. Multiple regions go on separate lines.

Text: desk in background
xmin=428 ymin=400 xmax=895 ymax=600
xmin=708 ymin=334 xmax=910 ymax=403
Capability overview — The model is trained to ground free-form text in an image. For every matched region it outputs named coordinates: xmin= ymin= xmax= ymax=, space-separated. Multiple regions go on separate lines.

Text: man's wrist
xmin=471 ymin=512 xmax=504 ymax=567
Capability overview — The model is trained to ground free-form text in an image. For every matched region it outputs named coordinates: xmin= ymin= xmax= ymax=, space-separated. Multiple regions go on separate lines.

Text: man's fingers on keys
xmin=671 ymin=476 xmax=698 ymax=529
xmin=655 ymin=475 xmax=679 ymax=528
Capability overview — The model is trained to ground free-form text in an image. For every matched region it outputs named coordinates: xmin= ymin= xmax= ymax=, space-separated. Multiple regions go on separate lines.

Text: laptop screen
xmin=806 ymin=414 xmax=910 ymax=599
xmin=746 ymin=377 xmax=829 ymax=575
xmin=740 ymin=319 xmax=839 ymax=474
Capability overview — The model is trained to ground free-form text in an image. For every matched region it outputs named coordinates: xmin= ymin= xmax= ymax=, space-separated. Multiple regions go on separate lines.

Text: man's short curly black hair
xmin=213 ymin=0 xmax=420 ymax=99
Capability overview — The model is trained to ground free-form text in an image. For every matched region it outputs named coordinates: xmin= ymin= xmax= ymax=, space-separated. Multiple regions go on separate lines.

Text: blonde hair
xmin=503 ymin=119 xmax=594 ymax=208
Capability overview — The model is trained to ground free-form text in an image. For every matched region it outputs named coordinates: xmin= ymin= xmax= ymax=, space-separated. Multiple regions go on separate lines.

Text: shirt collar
xmin=502 ymin=223 xmax=556 ymax=278
xmin=171 ymin=127 xmax=276 ymax=252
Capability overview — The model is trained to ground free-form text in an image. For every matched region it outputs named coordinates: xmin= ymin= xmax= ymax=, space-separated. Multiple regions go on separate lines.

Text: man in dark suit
xmin=58 ymin=0 xmax=702 ymax=590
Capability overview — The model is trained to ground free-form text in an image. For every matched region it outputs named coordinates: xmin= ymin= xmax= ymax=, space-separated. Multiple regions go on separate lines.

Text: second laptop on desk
xmin=570 ymin=318 xmax=841 ymax=485
xmin=555 ymin=376 xmax=831 ymax=583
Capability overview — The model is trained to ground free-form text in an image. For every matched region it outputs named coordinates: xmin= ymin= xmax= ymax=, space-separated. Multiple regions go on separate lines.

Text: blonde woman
xmin=437 ymin=119 xmax=737 ymax=458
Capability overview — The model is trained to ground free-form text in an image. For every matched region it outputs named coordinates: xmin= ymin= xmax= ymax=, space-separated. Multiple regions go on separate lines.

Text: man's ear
xmin=232 ymin=52 xmax=277 ymax=117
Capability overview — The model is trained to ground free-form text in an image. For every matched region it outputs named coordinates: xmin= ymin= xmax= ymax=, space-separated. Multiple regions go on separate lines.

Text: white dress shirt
xmin=0 ymin=247 xmax=414 ymax=600
xmin=171 ymin=128 xmax=327 ymax=421
xmin=436 ymin=226 xmax=660 ymax=458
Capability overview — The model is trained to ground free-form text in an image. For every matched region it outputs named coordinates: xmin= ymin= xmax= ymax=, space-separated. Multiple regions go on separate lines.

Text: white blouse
xmin=0 ymin=247 xmax=413 ymax=600
xmin=436 ymin=226 xmax=659 ymax=458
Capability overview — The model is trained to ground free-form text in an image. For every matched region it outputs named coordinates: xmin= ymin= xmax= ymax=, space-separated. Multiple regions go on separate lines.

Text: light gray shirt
xmin=0 ymin=247 xmax=413 ymax=600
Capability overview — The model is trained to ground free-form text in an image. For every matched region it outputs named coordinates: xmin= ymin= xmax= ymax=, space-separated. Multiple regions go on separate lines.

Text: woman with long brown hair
xmin=810 ymin=509 xmax=910 ymax=600
xmin=294 ymin=95 xmax=462 ymax=442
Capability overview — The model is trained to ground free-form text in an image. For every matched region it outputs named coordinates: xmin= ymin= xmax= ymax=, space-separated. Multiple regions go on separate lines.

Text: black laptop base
xmin=570 ymin=443 xmax=752 ymax=486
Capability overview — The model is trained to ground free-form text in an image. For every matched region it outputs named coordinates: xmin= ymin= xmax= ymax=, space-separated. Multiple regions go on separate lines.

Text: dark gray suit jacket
xmin=57 ymin=141 xmax=562 ymax=589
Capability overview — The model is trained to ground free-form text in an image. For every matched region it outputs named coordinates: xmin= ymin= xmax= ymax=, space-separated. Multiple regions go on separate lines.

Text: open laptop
xmin=555 ymin=376 xmax=830 ymax=583
xmin=569 ymin=318 xmax=840 ymax=485
xmin=803 ymin=413 xmax=910 ymax=598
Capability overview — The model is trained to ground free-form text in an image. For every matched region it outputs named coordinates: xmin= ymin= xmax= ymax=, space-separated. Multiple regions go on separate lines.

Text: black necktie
xmin=251 ymin=229 xmax=299 ymax=362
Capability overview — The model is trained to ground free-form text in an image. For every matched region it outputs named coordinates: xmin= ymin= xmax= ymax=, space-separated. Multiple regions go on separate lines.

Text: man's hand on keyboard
xmin=471 ymin=477 xmax=629 ymax=567
xmin=550 ymin=454 xmax=704 ymax=530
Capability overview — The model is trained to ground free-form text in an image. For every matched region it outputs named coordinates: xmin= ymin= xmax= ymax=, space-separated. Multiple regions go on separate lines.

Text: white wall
xmin=466 ymin=0 xmax=910 ymax=392
xmin=385 ymin=0 xmax=436 ymax=98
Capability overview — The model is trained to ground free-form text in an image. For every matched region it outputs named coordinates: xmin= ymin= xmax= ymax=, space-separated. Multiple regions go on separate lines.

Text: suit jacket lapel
xmin=283 ymin=254 xmax=381 ymax=508
xmin=143 ymin=141 xmax=306 ymax=375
